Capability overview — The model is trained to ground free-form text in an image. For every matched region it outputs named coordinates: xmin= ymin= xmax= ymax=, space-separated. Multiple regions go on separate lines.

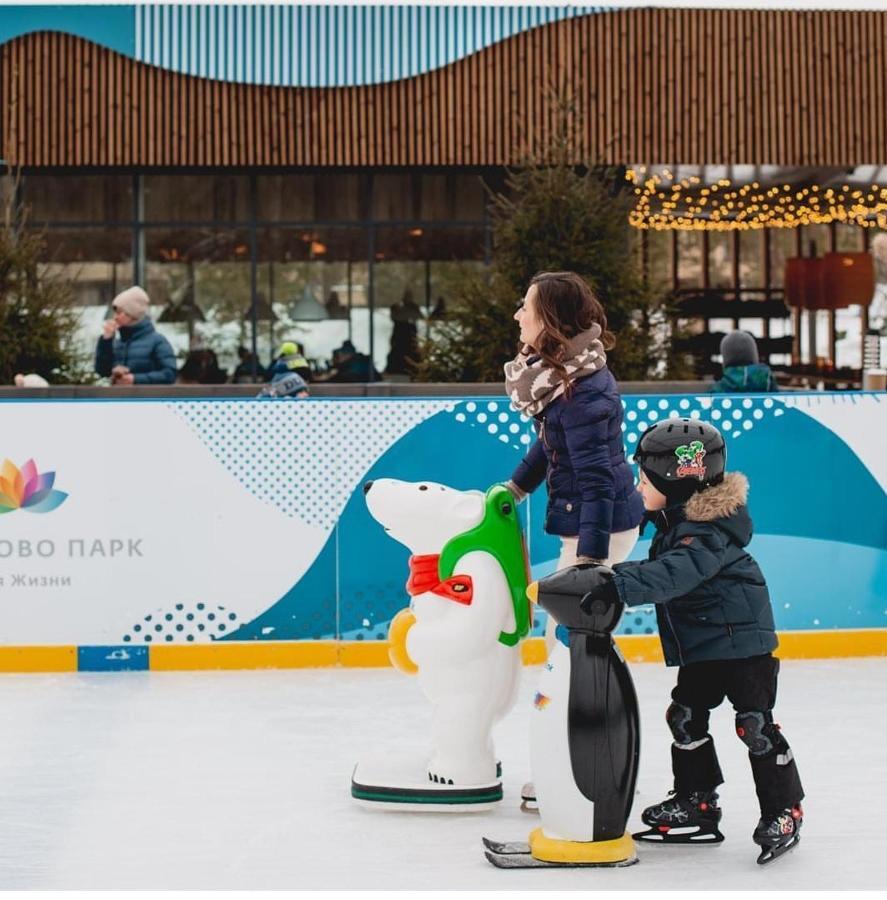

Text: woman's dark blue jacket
xmin=509 ymin=366 xmax=644 ymax=560
xmin=95 ymin=318 xmax=177 ymax=385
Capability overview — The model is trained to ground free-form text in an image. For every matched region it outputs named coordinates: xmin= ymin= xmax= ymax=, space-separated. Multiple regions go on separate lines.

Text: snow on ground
xmin=0 ymin=657 xmax=883 ymax=889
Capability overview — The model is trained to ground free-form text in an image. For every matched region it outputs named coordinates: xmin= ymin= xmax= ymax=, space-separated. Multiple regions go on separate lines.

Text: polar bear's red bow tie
xmin=406 ymin=554 xmax=473 ymax=605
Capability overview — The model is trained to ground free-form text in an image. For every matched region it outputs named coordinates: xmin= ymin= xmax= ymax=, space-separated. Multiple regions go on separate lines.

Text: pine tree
xmin=0 ymin=166 xmax=88 ymax=385
xmin=415 ymin=99 xmax=689 ymax=382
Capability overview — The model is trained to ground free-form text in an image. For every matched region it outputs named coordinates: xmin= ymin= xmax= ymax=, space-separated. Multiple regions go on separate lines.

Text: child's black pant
xmin=666 ymin=653 xmax=804 ymax=815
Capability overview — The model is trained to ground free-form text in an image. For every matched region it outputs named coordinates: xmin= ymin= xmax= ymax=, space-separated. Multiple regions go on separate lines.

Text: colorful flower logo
xmin=0 ymin=459 xmax=68 ymax=514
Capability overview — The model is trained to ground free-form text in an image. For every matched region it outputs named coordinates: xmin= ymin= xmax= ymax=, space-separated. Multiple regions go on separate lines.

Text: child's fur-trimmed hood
xmin=685 ymin=472 xmax=749 ymax=523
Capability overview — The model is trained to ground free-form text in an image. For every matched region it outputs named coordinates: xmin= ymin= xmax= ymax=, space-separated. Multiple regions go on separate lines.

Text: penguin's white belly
xmin=529 ymin=640 xmax=595 ymax=842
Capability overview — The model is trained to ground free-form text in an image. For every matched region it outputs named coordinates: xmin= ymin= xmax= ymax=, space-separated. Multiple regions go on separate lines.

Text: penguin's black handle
xmin=534 ymin=564 xmax=641 ymax=843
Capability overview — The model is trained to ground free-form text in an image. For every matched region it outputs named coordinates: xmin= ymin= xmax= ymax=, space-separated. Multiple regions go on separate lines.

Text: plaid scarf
xmin=504 ymin=326 xmax=607 ymax=417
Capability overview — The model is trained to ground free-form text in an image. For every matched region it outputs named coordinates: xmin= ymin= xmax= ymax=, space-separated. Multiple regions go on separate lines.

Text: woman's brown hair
xmin=523 ymin=271 xmax=615 ymax=394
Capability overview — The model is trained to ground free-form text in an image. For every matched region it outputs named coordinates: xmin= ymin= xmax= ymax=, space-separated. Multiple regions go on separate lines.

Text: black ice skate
xmin=753 ymin=804 xmax=802 ymax=865
xmin=633 ymin=790 xmax=725 ymax=844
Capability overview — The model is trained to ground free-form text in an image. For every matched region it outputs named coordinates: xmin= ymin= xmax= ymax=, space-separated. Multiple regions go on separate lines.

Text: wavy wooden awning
xmin=1 ymin=8 xmax=885 ymax=168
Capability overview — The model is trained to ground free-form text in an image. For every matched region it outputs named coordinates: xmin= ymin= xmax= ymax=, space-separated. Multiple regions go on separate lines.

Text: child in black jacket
xmin=580 ymin=418 xmax=804 ymax=865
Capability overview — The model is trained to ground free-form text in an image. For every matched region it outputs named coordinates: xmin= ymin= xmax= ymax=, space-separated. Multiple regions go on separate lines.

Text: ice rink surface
xmin=0 ymin=657 xmax=884 ymax=889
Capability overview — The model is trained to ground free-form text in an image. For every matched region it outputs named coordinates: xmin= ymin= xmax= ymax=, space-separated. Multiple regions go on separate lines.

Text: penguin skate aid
xmin=483 ymin=563 xmax=641 ymax=869
xmin=609 ymin=418 xmax=805 ymax=866
xmin=352 ymin=480 xmax=531 ymax=811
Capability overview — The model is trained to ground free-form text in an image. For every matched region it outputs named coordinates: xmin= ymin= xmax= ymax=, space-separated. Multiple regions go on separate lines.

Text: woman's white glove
xmin=503 ymin=480 xmax=529 ymax=504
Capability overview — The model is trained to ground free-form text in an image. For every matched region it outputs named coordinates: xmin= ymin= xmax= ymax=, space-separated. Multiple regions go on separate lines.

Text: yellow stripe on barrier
xmin=149 ymin=641 xmax=338 ymax=671
xmin=0 ymin=629 xmax=883 ymax=674
xmin=338 ymin=641 xmax=392 ymax=668
xmin=0 ymin=646 xmax=77 ymax=672
xmin=774 ymin=628 xmax=887 ymax=660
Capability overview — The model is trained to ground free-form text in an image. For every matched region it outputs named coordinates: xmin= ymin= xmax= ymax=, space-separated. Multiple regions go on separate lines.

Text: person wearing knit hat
xmin=110 ymin=286 xmax=150 ymax=321
xmin=712 ymin=330 xmax=778 ymax=393
xmin=267 ymin=340 xmax=311 ymax=383
xmin=95 ymin=286 xmax=177 ymax=385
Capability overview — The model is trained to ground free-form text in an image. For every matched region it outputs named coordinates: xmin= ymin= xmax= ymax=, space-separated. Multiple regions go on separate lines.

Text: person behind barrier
xmin=95 ymin=286 xmax=176 ymax=385
xmin=578 ymin=418 xmax=805 ymax=864
xmin=256 ymin=371 xmax=310 ymax=399
xmin=712 ymin=330 xmax=778 ymax=393
xmin=268 ymin=341 xmax=312 ymax=383
xmin=504 ymin=271 xmax=644 ymax=589
xmin=315 ymin=339 xmax=378 ymax=383
xmin=231 ymin=345 xmax=267 ymax=384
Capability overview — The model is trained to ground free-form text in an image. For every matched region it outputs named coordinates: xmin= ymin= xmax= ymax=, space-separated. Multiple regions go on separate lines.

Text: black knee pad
xmin=736 ymin=711 xmax=790 ymax=758
xmin=666 ymin=701 xmax=694 ymax=745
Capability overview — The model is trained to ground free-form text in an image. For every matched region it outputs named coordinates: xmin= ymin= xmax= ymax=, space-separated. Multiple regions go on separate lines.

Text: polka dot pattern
xmin=122 ymin=602 xmax=238 ymax=644
xmin=621 ymin=395 xmax=787 ymax=463
xmin=451 ymin=399 xmax=534 ymax=451
xmin=169 ymin=400 xmax=454 ymax=529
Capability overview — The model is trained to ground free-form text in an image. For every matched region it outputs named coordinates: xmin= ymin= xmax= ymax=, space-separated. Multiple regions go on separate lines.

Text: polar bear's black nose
xmin=363 ymin=481 xmax=374 ymax=495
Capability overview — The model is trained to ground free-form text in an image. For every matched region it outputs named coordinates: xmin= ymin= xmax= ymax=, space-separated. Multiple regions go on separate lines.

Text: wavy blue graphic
xmin=226 ymin=393 xmax=887 ymax=643
xmin=0 ymin=5 xmax=134 ymax=55
xmin=227 ymin=400 xmax=528 ymax=641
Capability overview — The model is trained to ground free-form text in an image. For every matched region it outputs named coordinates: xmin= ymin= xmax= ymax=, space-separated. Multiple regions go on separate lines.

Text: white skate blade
xmin=351 ymin=757 xmax=502 ymax=811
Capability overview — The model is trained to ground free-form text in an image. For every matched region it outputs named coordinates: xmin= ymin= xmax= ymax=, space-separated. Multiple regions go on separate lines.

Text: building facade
xmin=2 ymin=5 xmax=886 ymax=378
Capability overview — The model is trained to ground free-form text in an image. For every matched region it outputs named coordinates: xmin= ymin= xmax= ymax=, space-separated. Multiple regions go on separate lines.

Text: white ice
xmin=0 ymin=657 xmax=884 ymax=889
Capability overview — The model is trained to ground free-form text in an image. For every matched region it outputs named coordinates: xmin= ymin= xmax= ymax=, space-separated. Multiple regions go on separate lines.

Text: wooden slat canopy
xmin=1 ymin=7 xmax=885 ymax=168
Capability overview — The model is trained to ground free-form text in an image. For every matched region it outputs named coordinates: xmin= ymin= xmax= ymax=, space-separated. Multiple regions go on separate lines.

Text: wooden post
xmin=732 ymin=229 xmax=741 ymax=329
xmin=792 ymin=227 xmax=802 ymax=365
xmin=827 ymin=221 xmax=837 ymax=367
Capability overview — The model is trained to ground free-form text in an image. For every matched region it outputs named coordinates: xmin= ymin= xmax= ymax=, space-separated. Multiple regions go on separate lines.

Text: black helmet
xmin=634 ymin=418 xmax=726 ymax=496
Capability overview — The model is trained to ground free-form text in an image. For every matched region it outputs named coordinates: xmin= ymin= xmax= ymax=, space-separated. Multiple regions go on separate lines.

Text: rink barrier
xmin=0 ymin=629 xmax=885 ymax=673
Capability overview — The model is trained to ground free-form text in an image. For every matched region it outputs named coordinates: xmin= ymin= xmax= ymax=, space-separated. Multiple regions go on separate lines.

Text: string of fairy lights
xmin=627 ymin=167 xmax=887 ymax=231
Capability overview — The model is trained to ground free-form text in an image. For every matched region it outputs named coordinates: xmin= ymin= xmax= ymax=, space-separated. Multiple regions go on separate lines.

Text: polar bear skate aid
xmin=484 ymin=565 xmax=640 ymax=867
xmin=352 ymin=481 xmax=530 ymax=811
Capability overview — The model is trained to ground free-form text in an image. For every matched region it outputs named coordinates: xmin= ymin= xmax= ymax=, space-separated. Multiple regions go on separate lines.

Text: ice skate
xmin=754 ymin=804 xmax=802 ymax=865
xmin=633 ymin=789 xmax=725 ymax=844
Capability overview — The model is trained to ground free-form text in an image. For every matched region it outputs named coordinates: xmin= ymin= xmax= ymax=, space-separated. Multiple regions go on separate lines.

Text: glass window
xmin=835 ymin=224 xmax=863 ymax=253
xmin=372 ymin=226 xmax=487 ymax=376
xmin=868 ymin=231 xmax=887 ymax=355
xmin=316 ymin=174 xmax=362 ymax=221
xmin=644 ymin=229 xmax=673 ymax=295
xmin=451 ymin=174 xmax=486 ymax=220
xmin=800 ymin=223 xmax=830 ymax=259
xmin=25 ymin=175 xmax=132 ymax=224
xmin=676 ymin=231 xmax=703 ymax=288
xmin=418 ymin=174 xmax=486 ymax=222
xmin=144 ymin=227 xmax=252 ymax=375
xmin=708 ymin=232 xmax=733 ymax=289
xmin=770 ymin=228 xmax=800 ymax=289
xmin=143 ymin=175 xmax=249 ymax=223
xmin=256 ymin=174 xmax=316 ymax=222
xmin=419 ymin=175 xmax=449 ymax=221
xmin=256 ymin=227 xmax=369 ymax=377
xmin=738 ymin=229 xmax=765 ymax=289
xmin=372 ymin=174 xmax=415 ymax=221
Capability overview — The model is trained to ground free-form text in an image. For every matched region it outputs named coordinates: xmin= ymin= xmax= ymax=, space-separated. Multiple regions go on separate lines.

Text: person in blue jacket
xmin=712 ymin=330 xmax=778 ymax=393
xmin=504 ymin=272 xmax=645 ymax=810
xmin=578 ymin=418 xmax=804 ymax=864
xmin=95 ymin=287 xmax=176 ymax=385
xmin=504 ymin=271 xmax=644 ymax=584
